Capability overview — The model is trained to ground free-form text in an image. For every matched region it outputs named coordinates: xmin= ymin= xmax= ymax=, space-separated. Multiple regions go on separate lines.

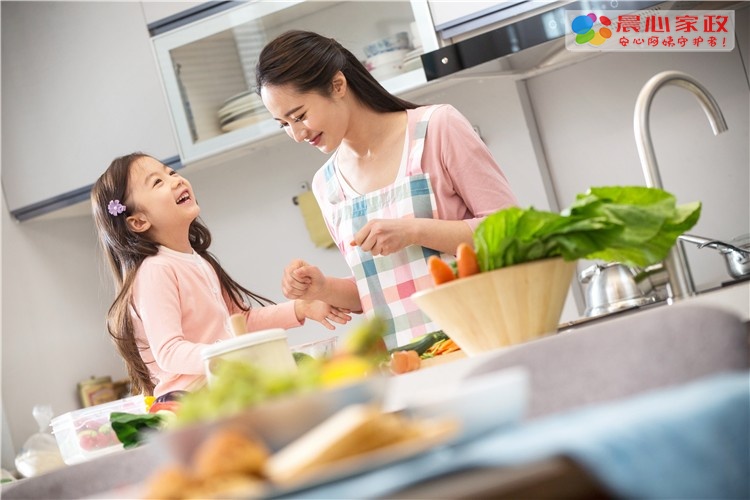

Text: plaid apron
xmin=317 ymin=106 xmax=450 ymax=348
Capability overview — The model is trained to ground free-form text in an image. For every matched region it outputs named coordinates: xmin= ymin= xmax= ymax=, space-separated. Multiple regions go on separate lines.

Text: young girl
xmin=256 ymin=30 xmax=518 ymax=348
xmin=91 ymin=152 xmax=351 ymax=397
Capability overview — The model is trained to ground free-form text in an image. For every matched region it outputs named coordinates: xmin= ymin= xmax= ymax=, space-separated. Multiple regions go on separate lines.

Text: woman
xmin=256 ymin=30 xmax=518 ymax=348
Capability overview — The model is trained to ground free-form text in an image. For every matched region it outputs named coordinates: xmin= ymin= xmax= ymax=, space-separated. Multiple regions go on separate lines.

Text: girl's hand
xmin=282 ymin=260 xmax=327 ymax=300
xmin=350 ymin=219 xmax=414 ymax=256
xmin=296 ymin=300 xmax=352 ymax=330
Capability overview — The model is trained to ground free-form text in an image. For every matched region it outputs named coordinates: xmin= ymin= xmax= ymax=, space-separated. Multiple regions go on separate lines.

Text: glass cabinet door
xmin=151 ymin=0 xmax=438 ymax=165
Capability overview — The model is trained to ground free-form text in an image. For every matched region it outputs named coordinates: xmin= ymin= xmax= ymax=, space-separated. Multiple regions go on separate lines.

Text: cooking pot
xmin=578 ymin=262 xmax=655 ymax=317
xmin=679 ymin=234 xmax=750 ymax=279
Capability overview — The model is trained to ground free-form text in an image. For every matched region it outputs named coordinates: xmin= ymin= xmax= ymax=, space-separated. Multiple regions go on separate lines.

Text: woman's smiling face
xmin=260 ymin=76 xmax=349 ymax=154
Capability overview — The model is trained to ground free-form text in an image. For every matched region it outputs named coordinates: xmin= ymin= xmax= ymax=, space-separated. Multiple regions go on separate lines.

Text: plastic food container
xmin=50 ymin=395 xmax=146 ymax=465
xmin=290 ymin=336 xmax=338 ymax=360
xmin=201 ymin=328 xmax=298 ymax=384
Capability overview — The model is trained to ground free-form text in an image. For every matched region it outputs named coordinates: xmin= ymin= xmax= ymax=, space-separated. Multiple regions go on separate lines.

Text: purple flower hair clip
xmin=107 ymin=199 xmax=126 ymax=216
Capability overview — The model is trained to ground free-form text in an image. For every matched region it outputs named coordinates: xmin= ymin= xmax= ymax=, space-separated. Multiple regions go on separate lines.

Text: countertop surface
xmin=559 ymin=279 xmax=750 ymax=331
xmin=4 ymin=291 xmax=748 ymax=500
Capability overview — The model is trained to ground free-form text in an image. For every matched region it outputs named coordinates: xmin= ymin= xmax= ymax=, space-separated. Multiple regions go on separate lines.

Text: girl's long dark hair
xmin=256 ymin=30 xmax=419 ymax=112
xmin=91 ymin=152 xmax=274 ymax=395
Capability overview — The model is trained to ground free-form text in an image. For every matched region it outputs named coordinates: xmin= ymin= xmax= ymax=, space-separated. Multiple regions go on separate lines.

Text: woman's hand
xmin=352 ymin=218 xmax=475 ymax=256
xmin=350 ymin=219 xmax=415 ymax=256
xmin=282 ymin=260 xmax=327 ymax=300
xmin=295 ymin=300 xmax=352 ymax=330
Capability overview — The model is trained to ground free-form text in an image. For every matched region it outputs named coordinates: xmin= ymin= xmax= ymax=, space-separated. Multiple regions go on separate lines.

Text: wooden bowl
xmin=411 ymin=257 xmax=576 ymax=355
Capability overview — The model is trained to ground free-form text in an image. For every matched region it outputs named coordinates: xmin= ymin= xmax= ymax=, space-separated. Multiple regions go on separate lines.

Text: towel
xmin=297 ymin=191 xmax=335 ymax=249
xmin=271 ymin=372 xmax=750 ymax=499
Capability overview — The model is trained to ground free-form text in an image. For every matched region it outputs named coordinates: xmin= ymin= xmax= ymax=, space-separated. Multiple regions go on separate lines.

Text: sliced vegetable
xmin=456 ymin=243 xmax=480 ymax=278
xmin=390 ymin=330 xmax=449 ymax=356
xmin=428 ymin=256 xmax=455 ymax=285
xmin=426 ymin=338 xmax=460 ymax=357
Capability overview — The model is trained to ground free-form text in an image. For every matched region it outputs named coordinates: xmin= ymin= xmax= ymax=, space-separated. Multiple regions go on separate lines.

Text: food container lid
xmin=50 ymin=395 xmax=146 ymax=430
xmin=201 ymin=328 xmax=287 ymax=360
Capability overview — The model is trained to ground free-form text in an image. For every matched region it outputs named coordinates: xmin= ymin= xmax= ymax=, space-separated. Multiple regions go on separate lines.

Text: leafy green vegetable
xmin=474 ymin=186 xmax=701 ymax=271
xmin=110 ymin=412 xmax=165 ymax=448
xmin=175 ymin=360 xmax=323 ymax=426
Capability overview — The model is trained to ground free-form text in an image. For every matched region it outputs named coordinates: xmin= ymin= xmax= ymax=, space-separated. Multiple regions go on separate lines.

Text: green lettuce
xmin=474 ymin=186 xmax=701 ymax=271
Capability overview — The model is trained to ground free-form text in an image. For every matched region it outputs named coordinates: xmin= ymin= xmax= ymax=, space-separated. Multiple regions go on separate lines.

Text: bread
xmin=264 ymin=404 xmax=410 ymax=483
xmin=143 ymin=428 xmax=269 ymax=499
xmin=192 ymin=428 xmax=269 ymax=479
xmin=183 ymin=473 xmax=264 ymax=499
xmin=143 ymin=465 xmax=196 ymax=500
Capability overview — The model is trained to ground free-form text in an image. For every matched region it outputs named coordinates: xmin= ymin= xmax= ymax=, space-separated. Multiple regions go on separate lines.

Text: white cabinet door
xmin=150 ymin=0 xmax=438 ymax=166
xmin=428 ymin=1 xmax=502 ymax=28
xmin=1 ymin=2 xmax=177 ymax=220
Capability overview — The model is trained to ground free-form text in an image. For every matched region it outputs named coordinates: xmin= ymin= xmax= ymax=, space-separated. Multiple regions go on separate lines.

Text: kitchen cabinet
xmin=1 ymin=1 xmax=177 ymax=221
xmin=427 ymin=0 xmax=556 ymax=40
xmin=150 ymin=0 xmax=439 ymax=166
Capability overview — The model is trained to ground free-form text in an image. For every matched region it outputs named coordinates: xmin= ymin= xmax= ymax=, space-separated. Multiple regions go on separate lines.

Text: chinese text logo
xmin=566 ymin=10 xmax=734 ymax=52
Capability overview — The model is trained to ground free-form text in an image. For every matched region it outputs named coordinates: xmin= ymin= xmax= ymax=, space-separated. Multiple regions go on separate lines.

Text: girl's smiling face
xmin=124 ymin=156 xmax=200 ymax=249
xmin=260 ymin=74 xmax=349 ymax=154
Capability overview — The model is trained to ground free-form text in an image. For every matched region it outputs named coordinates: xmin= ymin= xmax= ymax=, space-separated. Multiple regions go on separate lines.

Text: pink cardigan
xmin=315 ymin=104 xmax=518 ymax=249
xmin=130 ymin=246 xmax=301 ymax=396
xmin=413 ymin=104 xmax=518 ymax=231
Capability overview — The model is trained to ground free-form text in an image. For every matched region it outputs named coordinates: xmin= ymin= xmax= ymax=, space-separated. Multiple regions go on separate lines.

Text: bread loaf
xmin=264 ymin=404 xmax=410 ymax=483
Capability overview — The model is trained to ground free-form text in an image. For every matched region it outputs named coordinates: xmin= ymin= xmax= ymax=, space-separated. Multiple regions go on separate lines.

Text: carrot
xmin=426 ymin=338 xmax=460 ymax=357
xmin=435 ymin=338 xmax=460 ymax=355
xmin=428 ymin=255 xmax=455 ymax=285
xmin=456 ymin=243 xmax=480 ymax=278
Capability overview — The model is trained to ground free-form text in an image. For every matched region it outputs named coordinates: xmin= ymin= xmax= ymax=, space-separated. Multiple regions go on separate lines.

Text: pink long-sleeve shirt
xmin=315 ymin=104 xmax=518 ymax=247
xmin=130 ymin=246 xmax=302 ymax=397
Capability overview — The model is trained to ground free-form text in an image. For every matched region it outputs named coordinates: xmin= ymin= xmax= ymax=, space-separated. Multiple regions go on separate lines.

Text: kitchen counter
xmin=559 ymin=279 xmax=750 ymax=332
xmin=4 ymin=300 xmax=748 ymax=499
xmin=680 ymin=278 xmax=750 ymax=322
xmin=281 ymin=371 xmax=749 ymax=499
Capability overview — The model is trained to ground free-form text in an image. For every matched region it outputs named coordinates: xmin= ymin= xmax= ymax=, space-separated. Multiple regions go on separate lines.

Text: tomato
xmin=148 ymin=401 xmax=181 ymax=414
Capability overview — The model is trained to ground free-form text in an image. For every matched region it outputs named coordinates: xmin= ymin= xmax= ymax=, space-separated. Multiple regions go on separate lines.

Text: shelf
xmin=151 ymin=0 xmax=438 ymax=166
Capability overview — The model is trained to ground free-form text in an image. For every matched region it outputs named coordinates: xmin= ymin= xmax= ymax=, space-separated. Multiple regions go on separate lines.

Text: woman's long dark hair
xmin=91 ymin=152 xmax=274 ymax=395
xmin=256 ymin=30 xmax=419 ymax=112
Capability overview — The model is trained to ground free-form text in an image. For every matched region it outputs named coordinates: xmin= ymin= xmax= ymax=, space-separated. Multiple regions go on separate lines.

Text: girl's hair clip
xmin=108 ymin=200 xmax=126 ymax=216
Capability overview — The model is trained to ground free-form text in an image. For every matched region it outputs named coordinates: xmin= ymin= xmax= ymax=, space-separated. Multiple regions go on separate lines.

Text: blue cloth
xmin=273 ymin=372 xmax=750 ymax=499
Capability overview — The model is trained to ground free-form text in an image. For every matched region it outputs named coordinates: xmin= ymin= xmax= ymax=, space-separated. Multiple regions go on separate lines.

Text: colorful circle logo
xmin=571 ymin=13 xmax=612 ymax=46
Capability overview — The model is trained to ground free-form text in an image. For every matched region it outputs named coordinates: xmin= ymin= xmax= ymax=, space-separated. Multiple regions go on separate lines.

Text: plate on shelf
xmin=218 ymin=92 xmax=265 ymax=121
xmin=220 ymin=90 xmax=256 ymax=107
xmin=219 ymin=101 xmax=264 ymax=121
xmin=220 ymin=110 xmax=271 ymax=132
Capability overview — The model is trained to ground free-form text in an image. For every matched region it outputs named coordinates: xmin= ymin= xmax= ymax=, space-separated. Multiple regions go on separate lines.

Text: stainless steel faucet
xmin=633 ymin=70 xmax=728 ymax=299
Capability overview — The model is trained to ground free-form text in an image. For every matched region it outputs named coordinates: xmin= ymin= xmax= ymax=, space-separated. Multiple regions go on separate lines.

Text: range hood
xmin=420 ymin=0 xmax=745 ymax=81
